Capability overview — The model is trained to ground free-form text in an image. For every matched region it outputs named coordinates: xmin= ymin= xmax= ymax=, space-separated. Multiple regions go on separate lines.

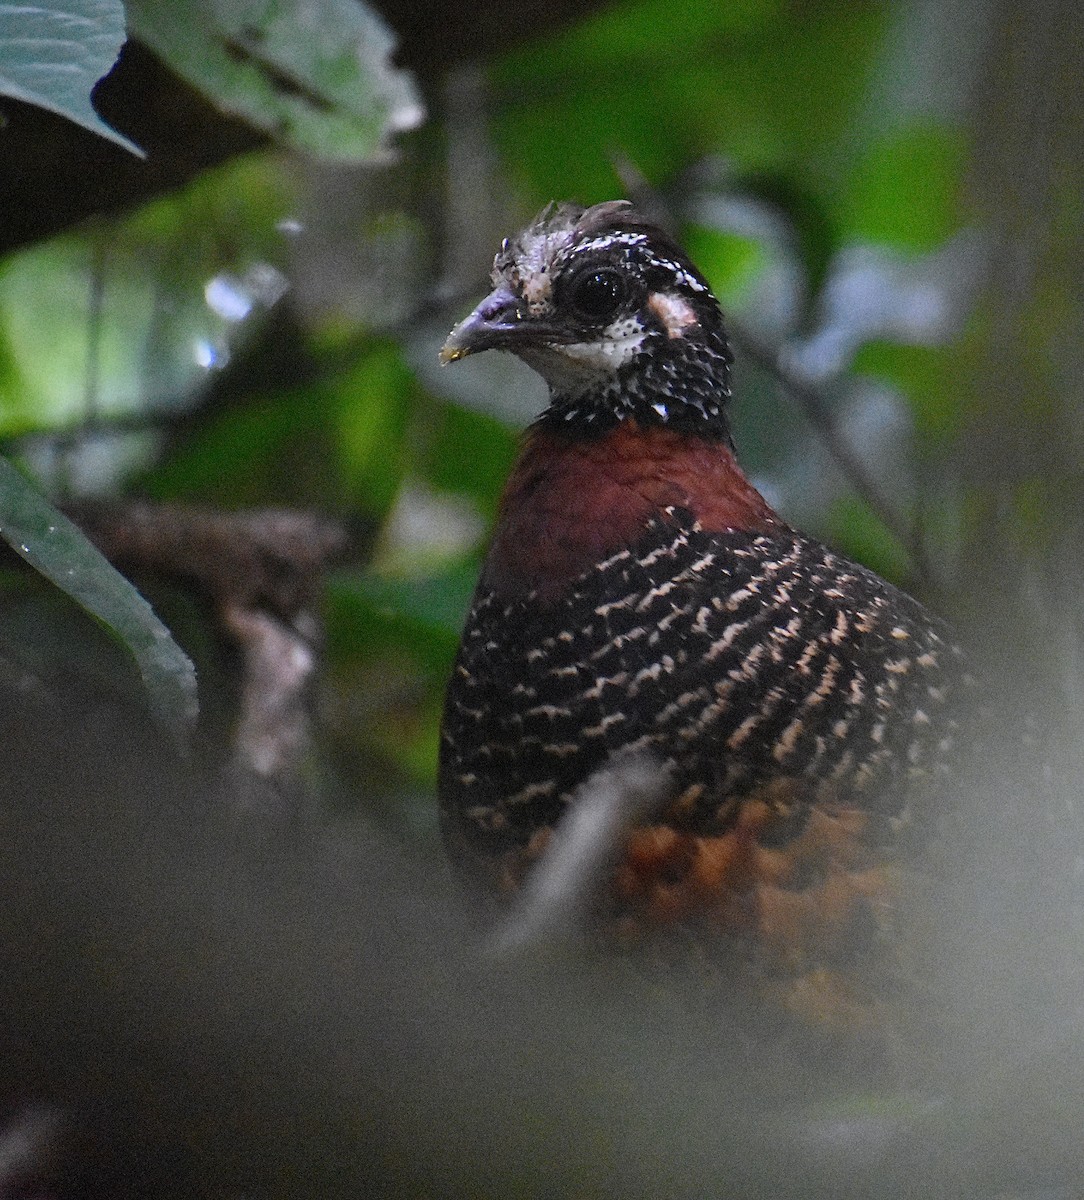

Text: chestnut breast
xmin=482 ymin=421 xmax=781 ymax=601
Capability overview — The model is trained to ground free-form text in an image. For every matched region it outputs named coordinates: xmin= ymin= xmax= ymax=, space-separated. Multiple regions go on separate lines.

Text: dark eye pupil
xmin=571 ymin=270 xmax=624 ymax=320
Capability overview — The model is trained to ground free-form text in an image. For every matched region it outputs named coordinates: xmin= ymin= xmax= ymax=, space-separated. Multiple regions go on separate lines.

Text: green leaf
xmin=827 ymin=493 xmax=911 ymax=586
xmin=493 ymin=0 xmax=885 ymax=209
xmin=334 ymin=340 xmax=412 ymax=516
xmin=0 ymin=455 xmax=198 ymax=744
xmin=845 ymin=123 xmax=965 ymax=251
xmin=853 ymin=342 xmax=961 ymax=439
xmin=328 ymin=561 xmax=477 ymax=676
xmin=681 ymin=226 xmax=768 ymax=311
xmin=145 ymin=389 xmax=340 ymax=509
xmin=0 ymin=0 xmax=142 ymax=155
xmin=421 ymin=401 xmax=518 ymax=522
xmin=126 ymin=0 xmax=423 ymax=161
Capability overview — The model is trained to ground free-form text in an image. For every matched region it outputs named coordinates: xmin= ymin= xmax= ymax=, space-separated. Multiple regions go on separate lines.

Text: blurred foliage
xmin=0 ymin=153 xmax=297 ymax=438
xmin=494 ymin=0 xmax=886 ymax=206
xmin=847 ymin=123 xmax=965 ymax=249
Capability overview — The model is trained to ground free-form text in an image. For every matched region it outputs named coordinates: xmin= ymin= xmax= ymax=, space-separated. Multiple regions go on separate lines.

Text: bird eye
xmin=568 ymin=268 xmax=626 ymax=322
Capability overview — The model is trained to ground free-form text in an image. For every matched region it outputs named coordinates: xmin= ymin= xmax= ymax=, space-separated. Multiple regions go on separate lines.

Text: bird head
xmin=441 ymin=200 xmax=734 ymax=436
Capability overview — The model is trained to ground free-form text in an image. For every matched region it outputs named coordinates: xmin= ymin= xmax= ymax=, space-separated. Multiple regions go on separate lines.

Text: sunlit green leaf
xmin=335 ymin=340 xmax=412 ymax=516
xmin=0 ymin=236 xmax=158 ymax=432
xmin=126 ymin=0 xmax=423 ymax=161
xmin=846 ymin=124 xmax=965 ymax=250
xmin=681 ymin=226 xmax=767 ymax=310
xmin=0 ymin=0 xmax=141 ymax=155
xmin=827 ymin=493 xmax=911 ymax=586
xmin=0 ymin=153 xmax=297 ymax=441
xmin=0 ymin=454 xmax=197 ymax=742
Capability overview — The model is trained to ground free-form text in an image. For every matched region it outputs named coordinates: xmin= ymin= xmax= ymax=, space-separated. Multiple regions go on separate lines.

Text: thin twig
xmin=730 ymin=321 xmax=933 ymax=588
xmin=490 ymin=752 xmax=673 ymax=957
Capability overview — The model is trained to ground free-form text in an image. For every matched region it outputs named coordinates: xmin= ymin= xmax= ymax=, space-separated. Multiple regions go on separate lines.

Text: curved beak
xmin=439 ymin=286 xmax=532 ymax=364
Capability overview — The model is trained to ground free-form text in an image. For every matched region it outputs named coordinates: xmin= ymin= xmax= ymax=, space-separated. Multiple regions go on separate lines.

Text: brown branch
xmin=67 ymin=501 xmax=351 ymax=814
xmin=69 ymin=501 xmax=350 ymax=619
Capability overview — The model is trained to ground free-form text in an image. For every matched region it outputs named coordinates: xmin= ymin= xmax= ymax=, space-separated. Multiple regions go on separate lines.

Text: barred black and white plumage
xmin=440 ymin=510 xmax=964 ymax=882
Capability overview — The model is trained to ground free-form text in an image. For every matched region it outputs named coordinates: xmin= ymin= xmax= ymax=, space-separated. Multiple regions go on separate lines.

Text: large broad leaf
xmin=0 ymin=0 xmax=141 ymax=154
xmin=127 ymin=0 xmax=423 ymax=161
xmin=0 ymin=455 xmax=197 ymax=745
